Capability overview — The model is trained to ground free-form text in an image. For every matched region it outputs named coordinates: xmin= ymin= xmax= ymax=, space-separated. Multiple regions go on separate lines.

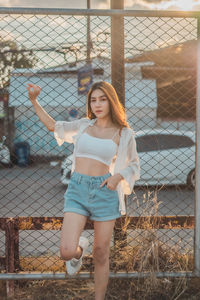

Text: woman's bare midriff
xmin=75 ymin=157 xmax=110 ymax=176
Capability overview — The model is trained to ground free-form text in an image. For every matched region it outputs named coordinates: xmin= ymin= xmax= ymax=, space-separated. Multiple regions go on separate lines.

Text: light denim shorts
xmin=64 ymin=171 xmax=121 ymax=221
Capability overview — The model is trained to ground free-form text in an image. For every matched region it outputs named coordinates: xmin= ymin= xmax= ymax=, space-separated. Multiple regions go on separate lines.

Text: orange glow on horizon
xmin=151 ymin=0 xmax=200 ymax=11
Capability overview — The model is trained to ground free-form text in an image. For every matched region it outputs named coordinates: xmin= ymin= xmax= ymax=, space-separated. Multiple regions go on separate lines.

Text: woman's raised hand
xmin=27 ymin=83 xmax=41 ymax=103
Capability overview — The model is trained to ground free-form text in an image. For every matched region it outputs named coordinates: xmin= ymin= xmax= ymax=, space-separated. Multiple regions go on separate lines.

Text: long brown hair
xmin=86 ymin=81 xmax=129 ymax=130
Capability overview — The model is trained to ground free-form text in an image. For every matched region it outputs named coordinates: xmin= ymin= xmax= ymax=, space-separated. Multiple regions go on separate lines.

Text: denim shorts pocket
xmin=69 ymin=176 xmax=78 ymax=185
xmin=67 ymin=178 xmax=77 ymax=192
xmin=104 ymin=183 xmax=114 ymax=190
xmin=104 ymin=184 xmax=118 ymax=194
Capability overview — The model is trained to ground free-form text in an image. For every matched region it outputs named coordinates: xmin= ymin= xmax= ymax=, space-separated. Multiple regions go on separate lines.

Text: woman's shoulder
xmin=79 ymin=117 xmax=95 ymax=124
xmin=122 ymin=126 xmax=136 ymax=137
xmin=78 ymin=118 xmax=96 ymax=129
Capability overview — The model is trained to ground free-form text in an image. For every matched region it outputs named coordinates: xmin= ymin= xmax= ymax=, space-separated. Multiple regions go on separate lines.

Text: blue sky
xmin=1 ymin=0 xmax=200 ymax=11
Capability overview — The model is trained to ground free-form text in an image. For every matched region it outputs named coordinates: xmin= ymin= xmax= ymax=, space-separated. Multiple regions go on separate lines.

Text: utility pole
xmin=86 ymin=0 xmax=91 ymax=63
xmin=111 ymin=0 xmax=125 ymax=106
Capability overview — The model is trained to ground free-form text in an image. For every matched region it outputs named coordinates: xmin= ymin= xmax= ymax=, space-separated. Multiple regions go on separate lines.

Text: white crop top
xmin=76 ymin=131 xmax=118 ymax=166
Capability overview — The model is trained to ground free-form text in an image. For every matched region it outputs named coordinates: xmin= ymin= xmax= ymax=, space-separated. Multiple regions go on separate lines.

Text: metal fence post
xmin=194 ymin=17 xmax=200 ymax=276
xmin=111 ymin=0 xmax=127 ymax=250
xmin=111 ymin=0 xmax=125 ymax=106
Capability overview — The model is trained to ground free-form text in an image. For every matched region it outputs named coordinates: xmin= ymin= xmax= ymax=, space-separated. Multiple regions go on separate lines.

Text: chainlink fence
xmin=0 ymin=7 xmax=199 ymax=286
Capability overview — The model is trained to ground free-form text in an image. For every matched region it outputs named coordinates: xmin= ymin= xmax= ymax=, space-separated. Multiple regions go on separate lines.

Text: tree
xmin=0 ymin=36 xmax=38 ymax=88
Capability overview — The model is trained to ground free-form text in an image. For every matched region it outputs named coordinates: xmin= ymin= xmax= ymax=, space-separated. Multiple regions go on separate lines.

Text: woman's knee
xmin=93 ymin=246 xmax=109 ymax=265
xmin=60 ymin=245 xmax=77 ymax=261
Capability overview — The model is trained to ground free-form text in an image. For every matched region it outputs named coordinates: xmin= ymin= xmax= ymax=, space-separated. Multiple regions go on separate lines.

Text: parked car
xmin=60 ymin=129 xmax=195 ymax=189
xmin=60 ymin=155 xmax=73 ymax=185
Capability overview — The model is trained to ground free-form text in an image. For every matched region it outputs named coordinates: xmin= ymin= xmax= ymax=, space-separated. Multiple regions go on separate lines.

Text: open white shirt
xmin=54 ymin=117 xmax=140 ymax=215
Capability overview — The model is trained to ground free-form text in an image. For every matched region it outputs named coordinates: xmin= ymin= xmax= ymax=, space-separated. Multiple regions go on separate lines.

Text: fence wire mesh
xmin=0 ymin=9 xmax=197 ymax=276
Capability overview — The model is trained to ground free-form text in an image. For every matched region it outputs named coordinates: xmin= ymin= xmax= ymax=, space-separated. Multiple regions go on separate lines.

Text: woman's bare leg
xmin=60 ymin=212 xmax=87 ymax=261
xmin=93 ymin=220 xmax=116 ymax=300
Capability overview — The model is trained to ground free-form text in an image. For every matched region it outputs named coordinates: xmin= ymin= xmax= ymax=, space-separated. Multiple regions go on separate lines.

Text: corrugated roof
xmin=128 ymin=39 xmax=196 ymax=68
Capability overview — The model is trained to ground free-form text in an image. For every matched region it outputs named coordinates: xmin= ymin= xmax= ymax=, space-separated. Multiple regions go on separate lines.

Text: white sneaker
xmin=66 ymin=236 xmax=89 ymax=275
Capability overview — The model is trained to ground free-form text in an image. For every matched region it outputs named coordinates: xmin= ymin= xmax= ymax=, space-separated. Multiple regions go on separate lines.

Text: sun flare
xmin=177 ymin=0 xmax=199 ymax=10
xmin=151 ymin=0 xmax=200 ymax=11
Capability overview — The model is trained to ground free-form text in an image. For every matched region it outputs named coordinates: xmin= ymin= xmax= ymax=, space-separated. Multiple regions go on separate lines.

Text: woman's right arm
xmin=27 ymin=83 xmax=55 ymax=132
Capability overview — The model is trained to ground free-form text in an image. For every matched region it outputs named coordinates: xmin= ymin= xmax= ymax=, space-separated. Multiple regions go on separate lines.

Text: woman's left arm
xmin=100 ymin=173 xmax=124 ymax=190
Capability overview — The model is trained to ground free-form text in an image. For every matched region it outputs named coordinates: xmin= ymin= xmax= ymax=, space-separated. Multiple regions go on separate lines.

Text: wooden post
xmin=5 ymin=218 xmax=19 ymax=298
xmin=14 ymin=218 xmax=19 ymax=271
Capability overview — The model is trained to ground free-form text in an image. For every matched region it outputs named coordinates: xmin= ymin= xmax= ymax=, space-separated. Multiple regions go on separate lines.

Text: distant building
xmin=9 ymin=57 xmax=157 ymax=157
xmin=128 ymin=39 xmax=196 ymax=124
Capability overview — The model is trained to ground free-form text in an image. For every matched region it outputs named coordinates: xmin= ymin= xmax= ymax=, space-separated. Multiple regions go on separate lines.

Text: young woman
xmin=27 ymin=81 xmax=140 ymax=300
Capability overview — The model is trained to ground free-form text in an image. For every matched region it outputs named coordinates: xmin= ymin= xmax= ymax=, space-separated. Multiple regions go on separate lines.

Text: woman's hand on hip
xmin=27 ymin=83 xmax=41 ymax=103
xmin=100 ymin=173 xmax=124 ymax=190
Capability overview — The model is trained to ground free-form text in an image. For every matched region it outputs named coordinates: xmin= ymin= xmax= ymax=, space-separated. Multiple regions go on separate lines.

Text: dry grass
xmin=0 ymin=188 xmax=197 ymax=299
xmin=1 ymin=229 xmax=195 ymax=299
xmin=1 ymin=276 xmax=200 ymax=300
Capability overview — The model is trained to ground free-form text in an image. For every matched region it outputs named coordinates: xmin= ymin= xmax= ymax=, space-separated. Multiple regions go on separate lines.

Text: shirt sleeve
xmin=54 ymin=118 xmax=86 ymax=146
xmin=119 ymin=131 xmax=140 ymax=194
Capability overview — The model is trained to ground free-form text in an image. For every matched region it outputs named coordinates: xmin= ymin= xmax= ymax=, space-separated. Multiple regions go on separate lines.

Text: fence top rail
xmin=0 ymin=7 xmax=200 ymax=18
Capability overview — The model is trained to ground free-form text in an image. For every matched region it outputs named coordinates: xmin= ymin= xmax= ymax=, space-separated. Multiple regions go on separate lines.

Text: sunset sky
xmin=0 ymin=0 xmax=200 ymax=11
